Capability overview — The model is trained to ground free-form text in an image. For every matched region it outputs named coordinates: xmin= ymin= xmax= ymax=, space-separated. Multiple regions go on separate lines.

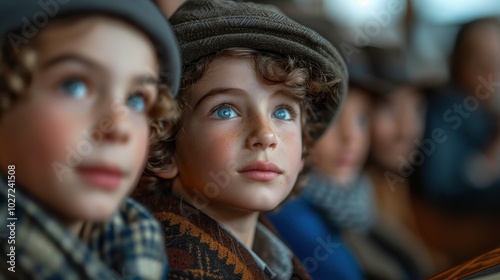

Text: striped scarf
xmin=302 ymin=172 xmax=375 ymax=232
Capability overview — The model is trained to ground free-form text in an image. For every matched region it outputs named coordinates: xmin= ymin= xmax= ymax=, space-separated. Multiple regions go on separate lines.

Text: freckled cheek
xmin=202 ymin=129 xmax=239 ymax=166
xmin=279 ymin=128 xmax=303 ymax=170
xmin=280 ymin=125 xmax=302 ymax=146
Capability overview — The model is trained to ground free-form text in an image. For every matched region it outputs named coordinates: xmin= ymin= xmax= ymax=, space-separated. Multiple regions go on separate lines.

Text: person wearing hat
xmin=361 ymin=46 xmax=428 ymax=229
xmin=418 ymin=15 xmax=500 ymax=229
xmin=132 ymin=0 xmax=347 ymax=279
xmin=350 ymin=46 xmax=435 ymax=280
xmin=0 ymin=0 xmax=181 ymax=278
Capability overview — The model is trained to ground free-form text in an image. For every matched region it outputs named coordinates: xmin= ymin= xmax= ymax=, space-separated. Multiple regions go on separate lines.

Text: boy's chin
xmin=75 ymin=200 xmax=122 ymax=223
xmin=230 ymin=197 xmax=286 ymax=213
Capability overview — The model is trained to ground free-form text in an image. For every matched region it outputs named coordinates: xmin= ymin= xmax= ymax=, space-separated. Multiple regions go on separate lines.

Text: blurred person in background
xmin=414 ymin=17 xmax=500 ymax=268
xmin=344 ymin=46 xmax=435 ymax=280
xmin=363 ymin=46 xmax=427 ymax=229
xmin=422 ymin=16 xmax=500 ymax=213
xmin=420 ymin=17 xmax=500 ymax=215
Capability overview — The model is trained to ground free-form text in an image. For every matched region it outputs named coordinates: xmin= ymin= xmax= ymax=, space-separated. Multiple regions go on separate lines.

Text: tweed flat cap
xmin=170 ymin=0 xmax=348 ymax=140
xmin=0 ymin=0 xmax=181 ymax=95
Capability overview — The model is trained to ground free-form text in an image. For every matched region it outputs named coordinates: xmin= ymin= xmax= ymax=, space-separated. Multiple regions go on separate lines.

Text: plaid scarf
xmin=0 ymin=178 xmax=168 ymax=279
xmin=302 ymin=172 xmax=375 ymax=232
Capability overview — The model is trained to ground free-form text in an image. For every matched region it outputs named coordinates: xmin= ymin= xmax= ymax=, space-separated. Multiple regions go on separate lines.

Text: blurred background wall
xmin=250 ymin=0 xmax=500 ymax=86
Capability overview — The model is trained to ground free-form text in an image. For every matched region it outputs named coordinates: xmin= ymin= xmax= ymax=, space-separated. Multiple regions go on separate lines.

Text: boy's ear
xmin=156 ymin=157 xmax=178 ymax=179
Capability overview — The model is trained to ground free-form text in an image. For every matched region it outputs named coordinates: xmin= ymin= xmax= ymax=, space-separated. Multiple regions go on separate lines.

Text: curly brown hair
xmin=0 ymin=39 xmax=36 ymax=113
xmin=141 ymin=47 xmax=341 ymax=196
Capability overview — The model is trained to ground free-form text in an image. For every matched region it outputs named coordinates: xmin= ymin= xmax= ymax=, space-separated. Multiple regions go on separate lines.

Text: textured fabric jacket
xmin=135 ymin=188 xmax=311 ymax=280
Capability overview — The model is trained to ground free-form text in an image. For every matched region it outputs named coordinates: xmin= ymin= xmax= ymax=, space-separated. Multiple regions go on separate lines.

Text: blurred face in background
xmin=454 ymin=22 xmax=500 ymax=111
xmin=370 ymin=86 xmax=426 ymax=173
xmin=310 ymin=87 xmax=371 ymax=186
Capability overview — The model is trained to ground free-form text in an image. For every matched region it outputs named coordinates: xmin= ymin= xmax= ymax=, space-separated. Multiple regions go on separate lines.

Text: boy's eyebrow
xmin=193 ymin=87 xmax=245 ymax=109
xmin=40 ymin=53 xmax=101 ymax=71
xmin=133 ymin=75 xmax=160 ymax=87
xmin=40 ymin=53 xmax=160 ymax=85
xmin=274 ymin=89 xmax=302 ymax=102
xmin=193 ymin=88 xmax=302 ymax=109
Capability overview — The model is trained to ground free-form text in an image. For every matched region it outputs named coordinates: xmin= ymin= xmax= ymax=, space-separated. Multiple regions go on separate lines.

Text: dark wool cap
xmin=0 ymin=0 xmax=181 ymax=95
xmin=170 ymin=0 xmax=348 ymax=140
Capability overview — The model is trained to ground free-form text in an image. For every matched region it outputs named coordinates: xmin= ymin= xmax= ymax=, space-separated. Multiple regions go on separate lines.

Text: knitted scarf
xmin=0 ymin=178 xmax=167 ymax=279
xmin=302 ymin=172 xmax=375 ymax=232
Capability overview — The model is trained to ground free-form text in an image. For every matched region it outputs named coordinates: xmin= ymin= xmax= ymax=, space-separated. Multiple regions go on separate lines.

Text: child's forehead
xmin=206 ymin=55 xmax=255 ymax=73
xmin=200 ymin=52 xmax=288 ymax=83
xmin=40 ymin=18 xmax=146 ymax=56
xmin=36 ymin=15 xmax=145 ymax=42
xmin=30 ymin=16 xmax=159 ymax=82
xmin=188 ymin=56 xmax=290 ymax=93
xmin=0 ymin=0 xmax=181 ymax=94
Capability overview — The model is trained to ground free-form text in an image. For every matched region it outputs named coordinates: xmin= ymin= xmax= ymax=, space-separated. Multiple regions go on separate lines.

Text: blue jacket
xmin=267 ymin=196 xmax=364 ymax=280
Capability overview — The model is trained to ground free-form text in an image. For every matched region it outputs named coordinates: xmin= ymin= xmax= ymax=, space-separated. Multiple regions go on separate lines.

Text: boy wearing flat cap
xmin=134 ymin=0 xmax=347 ymax=279
xmin=0 ymin=0 xmax=181 ymax=278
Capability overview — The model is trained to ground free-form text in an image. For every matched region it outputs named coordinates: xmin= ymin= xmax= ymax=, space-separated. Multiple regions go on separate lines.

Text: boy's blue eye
xmin=213 ymin=105 xmax=238 ymax=119
xmin=127 ymin=94 xmax=146 ymax=112
xmin=273 ymin=107 xmax=292 ymax=120
xmin=60 ymin=78 xmax=87 ymax=99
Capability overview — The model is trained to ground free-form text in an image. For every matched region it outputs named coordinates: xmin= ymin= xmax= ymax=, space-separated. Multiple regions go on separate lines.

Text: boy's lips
xmin=76 ymin=165 xmax=125 ymax=190
xmin=335 ymin=154 xmax=357 ymax=167
xmin=238 ymin=161 xmax=283 ymax=182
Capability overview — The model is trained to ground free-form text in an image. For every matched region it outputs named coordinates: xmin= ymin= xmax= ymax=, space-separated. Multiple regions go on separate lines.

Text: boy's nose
xmin=247 ymin=116 xmax=277 ymax=151
xmin=96 ymin=98 xmax=131 ymax=144
xmin=339 ymin=121 xmax=354 ymax=143
xmin=398 ymin=110 xmax=419 ymax=139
